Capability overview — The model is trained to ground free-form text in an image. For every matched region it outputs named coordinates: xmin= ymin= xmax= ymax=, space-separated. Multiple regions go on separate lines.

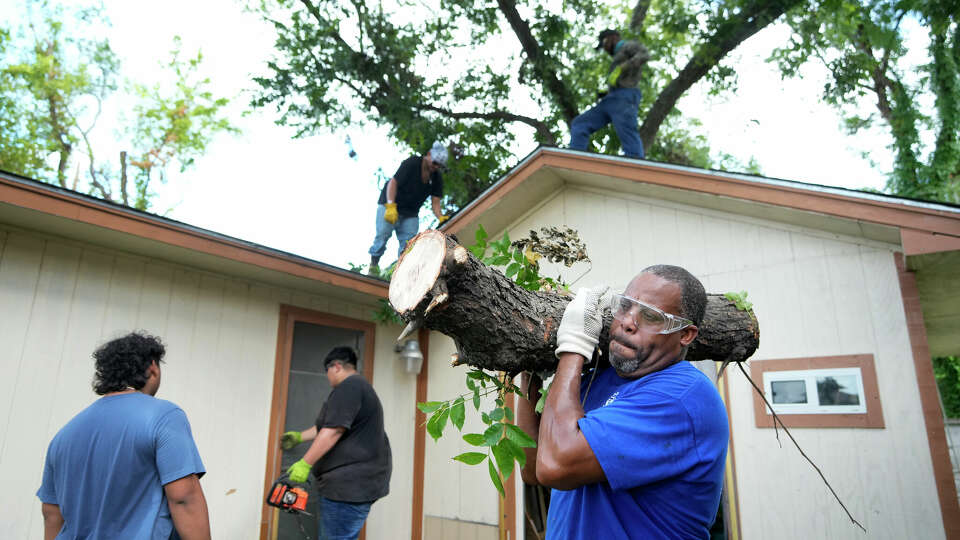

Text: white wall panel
xmin=0 ymin=225 xmax=416 ymax=540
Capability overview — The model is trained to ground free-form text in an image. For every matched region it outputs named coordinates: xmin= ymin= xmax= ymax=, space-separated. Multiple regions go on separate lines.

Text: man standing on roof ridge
xmin=569 ymin=28 xmax=650 ymax=159
xmin=367 ymin=140 xmax=449 ymax=276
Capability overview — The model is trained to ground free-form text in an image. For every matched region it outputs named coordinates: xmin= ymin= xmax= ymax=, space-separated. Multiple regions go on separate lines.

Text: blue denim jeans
xmin=569 ymin=87 xmax=644 ymax=158
xmin=317 ymin=497 xmax=372 ymax=540
xmin=368 ymin=204 xmax=420 ymax=260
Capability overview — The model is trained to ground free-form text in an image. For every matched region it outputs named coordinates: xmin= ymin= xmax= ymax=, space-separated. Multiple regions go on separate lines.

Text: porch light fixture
xmin=395 ymin=339 xmax=423 ymax=375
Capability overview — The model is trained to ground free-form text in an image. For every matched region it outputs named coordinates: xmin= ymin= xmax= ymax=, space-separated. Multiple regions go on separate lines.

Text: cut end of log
xmin=389 ymin=230 xmax=447 ymax=314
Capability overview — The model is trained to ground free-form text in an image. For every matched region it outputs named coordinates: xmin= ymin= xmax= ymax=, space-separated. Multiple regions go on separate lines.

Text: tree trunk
xmin=389 ymin=230 xmax=759 ymax=374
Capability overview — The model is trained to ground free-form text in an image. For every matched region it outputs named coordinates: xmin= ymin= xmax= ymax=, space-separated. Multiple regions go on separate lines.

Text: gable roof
xmin=0 ymin=170 xmax=388 ymax=304
xmin=445 ymin=147 xmax=960 ymax=256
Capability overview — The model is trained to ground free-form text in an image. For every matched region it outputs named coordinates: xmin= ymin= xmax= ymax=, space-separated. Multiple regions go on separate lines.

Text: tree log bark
xmin=389 ymin=230 xmax=759 ymax=374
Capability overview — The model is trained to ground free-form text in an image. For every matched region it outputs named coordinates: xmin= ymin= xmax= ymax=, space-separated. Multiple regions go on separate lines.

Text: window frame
xmin=751 ymin=354 xmax=884 ymax=429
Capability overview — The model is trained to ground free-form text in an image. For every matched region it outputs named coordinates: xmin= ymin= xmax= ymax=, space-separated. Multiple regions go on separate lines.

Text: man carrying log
xmin=517 ymin=265 xmax=729 ymax=539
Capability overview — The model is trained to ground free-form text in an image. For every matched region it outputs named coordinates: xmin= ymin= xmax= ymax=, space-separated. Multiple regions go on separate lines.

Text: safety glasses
xmin=609 ymin=293 xmax=692 ymax=334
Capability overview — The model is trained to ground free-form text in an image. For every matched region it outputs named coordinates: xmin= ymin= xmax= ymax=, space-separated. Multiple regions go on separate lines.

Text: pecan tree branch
xmin=496 ymin=0 xmax=579 ymax=124
xmin=630 ymin=0 xmax=651 ymax=33
xmin=639 ymin=0 xmax=803 ymax=149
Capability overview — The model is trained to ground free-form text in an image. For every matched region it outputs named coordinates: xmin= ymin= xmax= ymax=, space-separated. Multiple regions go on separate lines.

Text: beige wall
xmin=420 ymin=335 xmax=503 ymax=531
xmin=490 ymin=184 xmax=943 ymax=539
xmin=0 ymin=225 xmax=415 ymax=539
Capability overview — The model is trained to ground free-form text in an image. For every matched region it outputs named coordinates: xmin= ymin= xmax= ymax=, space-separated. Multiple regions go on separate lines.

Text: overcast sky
xmin=8 ymin=1 xmax=902 ymax=269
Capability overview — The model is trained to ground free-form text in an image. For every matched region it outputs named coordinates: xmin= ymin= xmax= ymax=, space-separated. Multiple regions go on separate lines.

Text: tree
xmin=0 ymin=2 xmax=237 ymax=210
xmin=252 ymin=0 xmax=802 ymax=210
xmin=772 ymin=0 xmax=959 ymax=203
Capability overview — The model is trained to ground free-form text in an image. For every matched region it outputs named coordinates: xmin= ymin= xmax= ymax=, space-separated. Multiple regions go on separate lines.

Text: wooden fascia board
xmin=0 ymin=177 xmax=389 ymax=298
xmin=539 ymin=152 xmax=960 ymax=237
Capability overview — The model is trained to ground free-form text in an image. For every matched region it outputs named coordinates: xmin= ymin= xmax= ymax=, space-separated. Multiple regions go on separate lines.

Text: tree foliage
xmin=252 ymin=0 xmax=802 ymax=210
xmin=772 ymin=0 xmax=960 ymax=203
xmin=0 ymin=2 xmax=237 ymax=210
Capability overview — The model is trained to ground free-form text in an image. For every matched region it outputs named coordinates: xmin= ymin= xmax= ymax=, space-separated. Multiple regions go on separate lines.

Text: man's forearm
xmin=299 ymin=425 xmax=318 ymax=441
xmin=386 ymin=178 xmax=397 ymax=202
xmin=41 ymin=503 xmax=64 ymax=540
xmin=166 ymin=476 xmax=211 ymax=540
xmin=303 ymin=427 xmax=344 ymax=465
xmin=536 ymin=352 xmax=607 ymax=488
xmin=539 ymin=353 xmax=586 ymax=460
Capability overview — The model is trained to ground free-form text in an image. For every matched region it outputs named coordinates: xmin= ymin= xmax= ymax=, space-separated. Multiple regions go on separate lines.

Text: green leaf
xmin=450 ymin=398 xmax=466 ymax=431
xmin=493 ymin=440 xmax=515 ymax=481
xmin=466 ymin=370 xmax=484 ymax=380
xmin=506 ymin=262 xmax=520 ymax=277
xmin=481 ymin=412 xmax=491 ymax=425
xmin=453 ymin=452 xmax=487 ymax=465
xmin=483 ymin=423 xmax=504 ymax=446
xmin=504 ymin=406 xmax=514 ymax=422
xmin=500 ymin=437 xmax=525 ymax=468
xmin=488 ymin=457 xmax=505 ymax=497
xmin=536 ymin=386 xmax=548 ymax=414
xmin=463 ymin=433 xmax=486 ymax=446
xmin=427 ymin=408 xmax=450 ymax=441
xmin=504 ymin=424 xmax=537 ymax=448
xmin=475 ymin=224 xmax=488 ymax=244
xmin=473 ymin=388 xmax=481 ymax=410
xmin=489 ymin=407 xmax=504 ymax=422
xmin=491 ymin=255 xmax=511 ymax=266
xmin=417 ymin=401 xmax=445 ymax=414
xmin=466 ymin=376 xmax=476 ymax=391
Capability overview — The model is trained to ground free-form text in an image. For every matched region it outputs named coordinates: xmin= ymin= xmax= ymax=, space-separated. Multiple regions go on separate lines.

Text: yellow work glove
xmin=287 ymin=459 xmax=311 ymax=483
xmin=606 ymin=65 xmax=622 ymax=87
xmin=384 ymin=203 xmax=399 ymax=224
xmin=437 ymin=214 xmax=449 ymax=224
xmin=280 ymin=430 xmax=302 ymax=450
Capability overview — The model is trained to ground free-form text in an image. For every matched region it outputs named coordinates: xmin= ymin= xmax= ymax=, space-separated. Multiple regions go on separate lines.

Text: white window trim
xmin=762 ymin=367 xmax=867 ymax=415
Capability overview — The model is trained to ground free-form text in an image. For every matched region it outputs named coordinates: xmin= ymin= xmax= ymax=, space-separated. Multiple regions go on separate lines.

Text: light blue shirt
xmin=38 ymin=393 xmax=205 ymax=539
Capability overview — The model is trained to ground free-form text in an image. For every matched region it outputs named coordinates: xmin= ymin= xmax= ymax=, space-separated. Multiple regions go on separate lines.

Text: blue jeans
xmin=317 ymin=497 xmax=372 ymax=540
xmin=368 ymin=204 xmax=419 ymax=260
xmin=569 ymin=87 xmax=644 ymax=158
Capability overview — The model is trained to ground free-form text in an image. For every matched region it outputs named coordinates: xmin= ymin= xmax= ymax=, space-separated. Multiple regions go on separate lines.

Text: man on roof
xmin=367 ymin=141 xmax=449 ymax=276
xmin=569 ymin=29 xmax=650 ymax=159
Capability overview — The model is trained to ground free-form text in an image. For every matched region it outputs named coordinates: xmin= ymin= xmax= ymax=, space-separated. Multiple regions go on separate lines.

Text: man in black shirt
xmin=281 ymin=347 xmax=392 ymax=540
xmin=367 ymin=140 xmax=449 ymax=275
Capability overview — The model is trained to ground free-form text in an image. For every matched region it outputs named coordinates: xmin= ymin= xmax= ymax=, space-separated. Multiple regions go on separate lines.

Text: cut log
xmin=389 ymin=230 xmax=759 ymax=374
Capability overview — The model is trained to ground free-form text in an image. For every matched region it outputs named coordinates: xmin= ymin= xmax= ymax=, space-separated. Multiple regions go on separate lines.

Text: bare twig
xmin=735 ymin=362 xmax=866 ymax=533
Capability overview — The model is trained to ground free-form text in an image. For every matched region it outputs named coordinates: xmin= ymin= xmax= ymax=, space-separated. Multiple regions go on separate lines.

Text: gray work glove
xmin=555 ymin=286 xmax=610 ymax=359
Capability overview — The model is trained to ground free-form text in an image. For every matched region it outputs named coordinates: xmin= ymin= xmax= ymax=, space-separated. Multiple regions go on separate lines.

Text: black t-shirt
xmin=312 ymin=374 xmax=392 ymax=503
xmin=377 ymin=155 xmax=444 ymax=217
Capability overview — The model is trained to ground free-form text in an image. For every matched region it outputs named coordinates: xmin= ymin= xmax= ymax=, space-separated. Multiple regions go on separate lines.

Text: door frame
xmin=260 ymin=304 xmax=377 ymax=540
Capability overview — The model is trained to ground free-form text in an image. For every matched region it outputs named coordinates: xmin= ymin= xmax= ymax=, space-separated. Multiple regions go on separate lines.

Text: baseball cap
xmin=430 ymin=141 xmax=448 ymax=167
xmin=596 ymin=29 xmax=618 ymax=49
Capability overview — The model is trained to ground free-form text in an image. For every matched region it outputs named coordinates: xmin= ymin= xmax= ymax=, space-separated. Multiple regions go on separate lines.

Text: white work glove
xmin=555 ymin=286 xmax=610 ymax=359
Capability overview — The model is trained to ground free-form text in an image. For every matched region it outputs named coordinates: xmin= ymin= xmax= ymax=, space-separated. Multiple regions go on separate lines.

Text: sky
xmin=6 ymin=0 xmax=903 ymax=270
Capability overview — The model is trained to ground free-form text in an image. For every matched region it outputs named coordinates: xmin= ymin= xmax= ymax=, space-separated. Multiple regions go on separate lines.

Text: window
xmin=763 ymin=368 xmax=866 ymax=414
xmin=750 ymin=354 xmax=884 ymax=429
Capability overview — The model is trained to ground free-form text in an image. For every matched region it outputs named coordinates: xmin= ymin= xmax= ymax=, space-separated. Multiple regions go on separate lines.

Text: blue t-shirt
xmin=546 ymin=361 xmax=729 ymax=540
xmin=37 ymin=393 xmax=205 ymax=540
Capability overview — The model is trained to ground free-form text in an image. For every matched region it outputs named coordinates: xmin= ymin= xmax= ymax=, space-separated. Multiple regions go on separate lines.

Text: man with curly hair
xmin=37 ymin=332 xmax=210 ymax=540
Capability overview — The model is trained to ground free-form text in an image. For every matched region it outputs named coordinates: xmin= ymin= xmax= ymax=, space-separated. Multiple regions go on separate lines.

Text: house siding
xmin=0 ymin=225 xmax=414 ymax=539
